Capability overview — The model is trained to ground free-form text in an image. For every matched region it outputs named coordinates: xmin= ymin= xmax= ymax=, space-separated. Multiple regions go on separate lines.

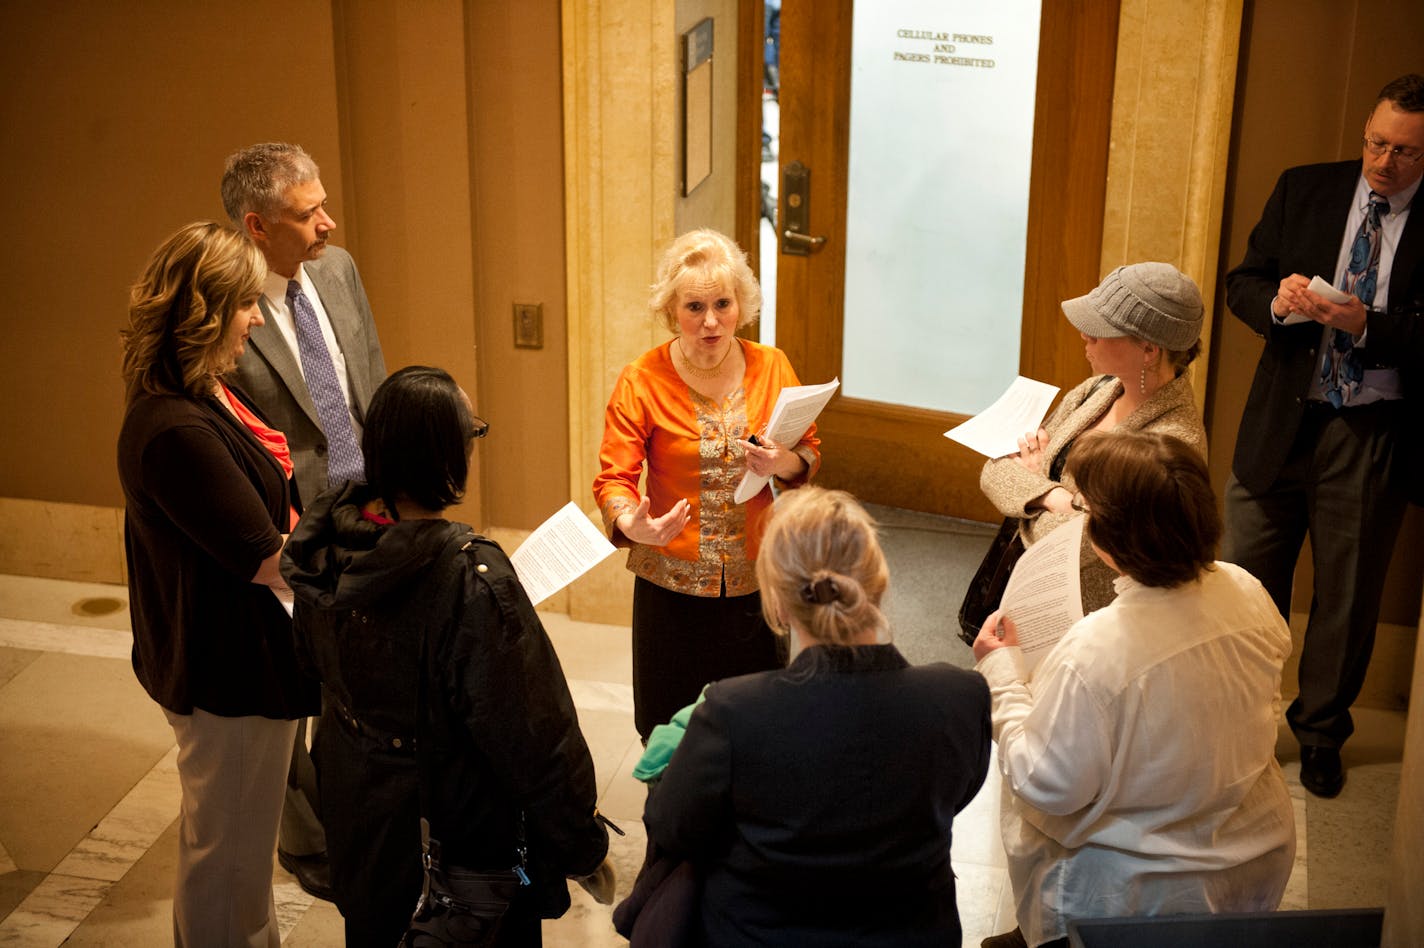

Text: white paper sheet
xmin=734 ymin=378 xmax=840 ymax=504
xmin=273 ymin=584 xmax=295 ymax=617
xmin=1280 ymin=275 xmax=1351 ymax=325
xmin=999 ymin=515 xmax=1085 ymax=674
xmin=943 ymin=376 xmax=1060 ymax=459
xmin=509 ymin=502 xmax=618 ymax=607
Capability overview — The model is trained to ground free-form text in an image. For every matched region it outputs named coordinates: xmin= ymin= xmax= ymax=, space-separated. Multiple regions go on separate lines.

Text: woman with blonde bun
xmin=645 ymin=487 xmax=991 ymax=947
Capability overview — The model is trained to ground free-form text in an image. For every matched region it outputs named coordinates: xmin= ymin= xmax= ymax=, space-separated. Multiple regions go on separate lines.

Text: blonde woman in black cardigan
xmin=645 ymin=487 xmax=990 ymax=946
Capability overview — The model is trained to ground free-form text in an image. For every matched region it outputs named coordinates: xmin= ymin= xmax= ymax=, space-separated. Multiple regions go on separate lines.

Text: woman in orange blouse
xmin=595 ymin=229 xmax=821 ymax=739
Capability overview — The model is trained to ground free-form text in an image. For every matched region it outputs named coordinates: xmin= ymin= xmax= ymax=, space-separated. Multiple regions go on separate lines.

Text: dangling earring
xmin=1139 ymin=364 xmax=1148 ymax=395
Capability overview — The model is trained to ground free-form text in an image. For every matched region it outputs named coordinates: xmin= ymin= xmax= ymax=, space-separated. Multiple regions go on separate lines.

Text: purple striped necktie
xmin=287 ymin=280 xmax=365 ymax=485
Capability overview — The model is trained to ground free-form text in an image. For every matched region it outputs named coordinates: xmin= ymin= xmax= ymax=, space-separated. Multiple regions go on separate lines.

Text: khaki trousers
xmin=165 ymin=707 xmax=297 ymax=948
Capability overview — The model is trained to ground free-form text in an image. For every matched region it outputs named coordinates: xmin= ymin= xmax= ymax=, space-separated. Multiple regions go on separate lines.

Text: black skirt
xmin=631 ymin=577 xmax=782 ymax=740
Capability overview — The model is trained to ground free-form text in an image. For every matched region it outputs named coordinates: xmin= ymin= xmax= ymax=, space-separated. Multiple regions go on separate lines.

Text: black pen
xmin=595 ymin=810 xmax=626 ymax=836
xmin=747 ymin=434 xmax=763 ymax=447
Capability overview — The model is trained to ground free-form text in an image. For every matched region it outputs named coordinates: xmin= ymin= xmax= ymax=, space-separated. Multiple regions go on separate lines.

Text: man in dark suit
xmin=221 ymin=142 xmax=387 ymax=898
xmin=1224 ymin=74 xmax=1424 ymax=799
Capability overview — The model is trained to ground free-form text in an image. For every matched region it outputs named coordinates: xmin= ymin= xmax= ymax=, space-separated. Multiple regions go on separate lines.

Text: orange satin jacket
xmin=594 ymin=339 xmax=821 ymax=597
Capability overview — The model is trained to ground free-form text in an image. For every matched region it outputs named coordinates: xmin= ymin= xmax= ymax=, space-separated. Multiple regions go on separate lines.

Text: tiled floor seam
xmin=0 ymin=744 xmax=317 ymax=945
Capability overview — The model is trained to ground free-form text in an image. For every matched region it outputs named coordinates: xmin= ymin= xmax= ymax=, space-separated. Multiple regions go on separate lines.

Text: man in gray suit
xmin=222 ymin=142 xmax=385 ymax=509
xmin=222 ymin=142 xmax=387 ymax=900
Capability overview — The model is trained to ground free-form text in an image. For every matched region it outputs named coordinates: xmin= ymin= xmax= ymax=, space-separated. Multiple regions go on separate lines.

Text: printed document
xmin=1000 ymin=515 xmax=1085 ymax=674
xmin=273 ymin=584 xmax=295 ymax=618
xmin=734 ymin=378 xmax=840 ymax=504
xmin=1280 ymin=275 xmax=1350 ymax=325
xmin=276 ymin=504 xmax=615 ymax=615
xmin=510 ymin=502 xmax=618 ymax=607
xmin=944 ymin=376 xmax=1060 ymax=459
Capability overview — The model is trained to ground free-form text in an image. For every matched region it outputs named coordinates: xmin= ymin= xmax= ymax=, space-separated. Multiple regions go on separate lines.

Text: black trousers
xmin=631 ymin=577 xmax=781 ymax=740
xmin=1222 ymin=399 xmax=1408 ymax=749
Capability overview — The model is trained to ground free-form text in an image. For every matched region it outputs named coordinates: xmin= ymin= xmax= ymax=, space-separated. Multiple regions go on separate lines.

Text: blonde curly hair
xmin=647 ymin=229 xmax=762 ymax=333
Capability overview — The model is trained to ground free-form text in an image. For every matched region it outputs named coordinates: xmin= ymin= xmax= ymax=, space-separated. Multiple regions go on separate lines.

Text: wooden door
xmin=742 ymin=0 xmax=1121 ymax=521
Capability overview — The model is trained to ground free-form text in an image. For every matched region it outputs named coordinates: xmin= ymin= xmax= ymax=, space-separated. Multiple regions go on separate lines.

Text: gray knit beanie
xmin=1060 ymin=262 xmax=1204 ymax=351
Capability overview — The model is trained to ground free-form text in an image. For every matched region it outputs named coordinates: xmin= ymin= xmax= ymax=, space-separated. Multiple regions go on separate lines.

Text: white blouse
xmin=977 ymin=562 xmax=1297 ymax=946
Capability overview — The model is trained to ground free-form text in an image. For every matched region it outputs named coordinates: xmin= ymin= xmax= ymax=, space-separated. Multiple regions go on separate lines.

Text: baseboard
xmin=0 ymin=498 xmax=126 ymax=584
xmin=1 ymin=497 xmax=1412 ymax=705
xmin=0 ymin=500 xmax=578 ymax=607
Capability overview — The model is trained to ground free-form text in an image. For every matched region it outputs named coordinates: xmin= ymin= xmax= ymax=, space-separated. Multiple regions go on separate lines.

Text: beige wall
xmin=0 ymin=1 xmax=574 ymax=563
xmin=673 ymin=0 xmax=741 ymax=235
xmin=1207 ymin=0 xmax=1424 ymax=630
xmin=0 ymin=0 xmax=346 ymax=511
xmin=465 ymin=1 xmax=572 ymax=530
xmin=333 ymin=1 xmax=485 ymax=529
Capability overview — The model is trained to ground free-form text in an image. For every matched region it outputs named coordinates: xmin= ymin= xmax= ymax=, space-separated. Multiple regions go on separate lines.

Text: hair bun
xmin=800 ymin=576 xmax=839 ymax=605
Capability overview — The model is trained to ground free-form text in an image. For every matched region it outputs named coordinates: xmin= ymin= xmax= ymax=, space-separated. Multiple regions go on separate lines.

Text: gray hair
xmin=220 ymin=142 xmax=320 ymax=227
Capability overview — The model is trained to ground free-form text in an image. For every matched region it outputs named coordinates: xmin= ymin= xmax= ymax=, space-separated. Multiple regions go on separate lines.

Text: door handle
xmin=780 ymin=160 xmax=828 ymax=255
xmin=782 ymin=231 xmax=827 ymax=251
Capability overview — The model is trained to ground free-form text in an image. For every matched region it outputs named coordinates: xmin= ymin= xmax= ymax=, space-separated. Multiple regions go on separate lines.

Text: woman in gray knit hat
xmin=978 ymin=261 xmax=1207 ymax=614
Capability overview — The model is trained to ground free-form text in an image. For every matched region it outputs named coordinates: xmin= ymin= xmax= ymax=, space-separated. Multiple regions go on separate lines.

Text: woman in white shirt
xmin=974 ymin=430 xmax=1295 ymax=948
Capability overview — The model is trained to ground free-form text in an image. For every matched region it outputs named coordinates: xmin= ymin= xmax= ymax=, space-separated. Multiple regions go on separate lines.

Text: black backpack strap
xmin=412 ymin=526 xmax=530 ymax=883
xmin=413 ymin=526 xmax=478 ymax=846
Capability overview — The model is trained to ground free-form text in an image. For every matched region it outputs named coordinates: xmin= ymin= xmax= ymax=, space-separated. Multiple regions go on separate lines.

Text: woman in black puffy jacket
xmin=282 ymin=365 xmax=610 ymax=947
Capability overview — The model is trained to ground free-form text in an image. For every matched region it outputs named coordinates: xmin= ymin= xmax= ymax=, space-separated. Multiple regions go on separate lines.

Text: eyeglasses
xmin=469 ymin=416 xmax=490 ymax=440
xmin=1362 ymin=135 xmax=1423 ymax=165
xmin=1069 ymin=492 xmax=1090 ymax=514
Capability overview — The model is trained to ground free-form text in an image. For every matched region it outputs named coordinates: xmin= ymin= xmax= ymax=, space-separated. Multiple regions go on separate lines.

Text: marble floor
xmin=0 ymin=572 xmax=1403 ymax=946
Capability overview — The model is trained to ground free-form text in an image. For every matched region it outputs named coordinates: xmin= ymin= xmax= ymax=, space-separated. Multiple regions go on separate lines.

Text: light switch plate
xmin=513 ymin=303 xmax=543 ymax=349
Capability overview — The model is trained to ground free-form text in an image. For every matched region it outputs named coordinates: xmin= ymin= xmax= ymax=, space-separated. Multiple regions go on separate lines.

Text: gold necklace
xmin=676 ymin=337 xmax=736 ymax=379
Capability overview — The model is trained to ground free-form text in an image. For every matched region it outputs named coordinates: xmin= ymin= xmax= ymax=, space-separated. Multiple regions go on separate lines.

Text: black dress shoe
xmin=1300 ymin=746 xmax=1345 ymax=799
xmin=278 ymin=849 xmax=336 ymax=902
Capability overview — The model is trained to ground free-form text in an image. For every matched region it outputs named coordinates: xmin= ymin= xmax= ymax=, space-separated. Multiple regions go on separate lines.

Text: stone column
xmin=561 ymin=0 xmax=679 ymax=622
xmin=1099 ymin=0 xmax=1244 ymax=410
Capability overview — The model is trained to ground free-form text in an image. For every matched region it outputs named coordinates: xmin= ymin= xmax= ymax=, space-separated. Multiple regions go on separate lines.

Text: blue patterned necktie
xmin=287 ymin=280 xmax=365 ymax=485
xmin=1321 ymin=191 xmax=1389 ymax=408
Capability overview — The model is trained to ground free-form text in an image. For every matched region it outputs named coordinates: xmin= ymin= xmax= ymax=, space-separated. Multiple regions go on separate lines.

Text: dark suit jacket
xmin=1225 ymin=159 xmax=1424 ymax=496
xmin=644 ymin=644 xmax=991 ymax=947
xmin=229 ymin=245 xmax=386 ymax=509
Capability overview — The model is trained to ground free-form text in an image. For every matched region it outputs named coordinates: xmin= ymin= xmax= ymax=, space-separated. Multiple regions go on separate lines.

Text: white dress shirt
xmin=261 ymin=264 xmax=361 ymax=433
xmin=977 ymin=562 xmax=1296 ymax=946
xmin=1300 ymin=174 xmax=1420 ymax=403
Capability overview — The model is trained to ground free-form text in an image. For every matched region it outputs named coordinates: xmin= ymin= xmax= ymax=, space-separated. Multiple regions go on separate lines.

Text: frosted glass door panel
xmin=841 ymin=1 xmax=1040 ymax=415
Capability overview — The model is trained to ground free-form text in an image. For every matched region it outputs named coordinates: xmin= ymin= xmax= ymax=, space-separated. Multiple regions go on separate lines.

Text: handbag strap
xmin=1047 ymin=374 xmax=1114 ymax=483
xmin=412 ymin=525 xmax=529 ymax=882
xmin=413 ymin=526 xmax=476 ymax=866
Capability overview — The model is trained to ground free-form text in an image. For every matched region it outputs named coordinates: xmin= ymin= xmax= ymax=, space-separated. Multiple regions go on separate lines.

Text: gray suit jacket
xmin=229 ymin=245 xmax=386 ymax=511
